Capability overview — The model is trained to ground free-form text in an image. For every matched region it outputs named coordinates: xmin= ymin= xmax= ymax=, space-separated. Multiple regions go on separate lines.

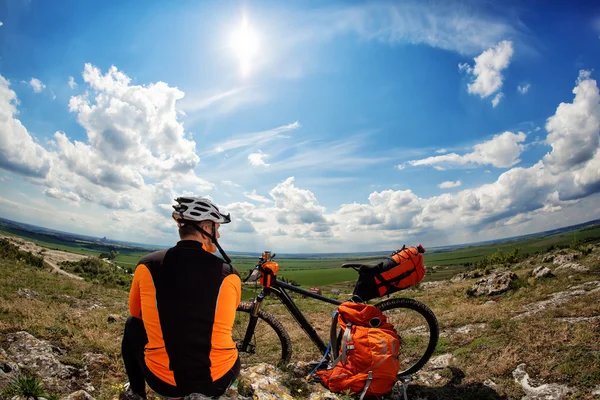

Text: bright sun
xmin=230 ymin=16 xmax=260 ymax=77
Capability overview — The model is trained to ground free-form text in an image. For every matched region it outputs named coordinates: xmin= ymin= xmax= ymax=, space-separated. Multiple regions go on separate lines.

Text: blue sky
xmin=0 ymin=0 xmax=599 ymax=252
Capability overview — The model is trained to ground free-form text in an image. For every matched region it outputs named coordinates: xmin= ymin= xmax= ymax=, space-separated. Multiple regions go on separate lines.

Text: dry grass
xmin=0 ymin=257 xmax=129 ymax=399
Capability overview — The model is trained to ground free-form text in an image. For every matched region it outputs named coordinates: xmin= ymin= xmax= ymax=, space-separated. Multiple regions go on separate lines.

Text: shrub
xmin=0 ymin=239 xmax=44 ymax=268
xmin=60 ymin=257 xmax=132 ymax=288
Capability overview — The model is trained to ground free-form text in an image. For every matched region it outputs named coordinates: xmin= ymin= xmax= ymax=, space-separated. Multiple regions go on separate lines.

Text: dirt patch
xmin=1 ymin=235 xmax=86 ymax=280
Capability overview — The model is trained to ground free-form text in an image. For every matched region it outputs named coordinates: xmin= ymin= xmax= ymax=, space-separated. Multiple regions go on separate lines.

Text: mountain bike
xmin=233 ymin=251 xmax=439 ymax=378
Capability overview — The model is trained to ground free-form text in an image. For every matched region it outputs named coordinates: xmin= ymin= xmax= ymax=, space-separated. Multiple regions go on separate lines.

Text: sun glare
xmin=230 ymin=16 xmax=260 ymax=77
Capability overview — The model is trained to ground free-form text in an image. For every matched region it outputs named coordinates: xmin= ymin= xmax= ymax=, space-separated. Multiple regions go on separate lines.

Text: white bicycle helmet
xmin=172 ymin=197 xmax=231 ymax=224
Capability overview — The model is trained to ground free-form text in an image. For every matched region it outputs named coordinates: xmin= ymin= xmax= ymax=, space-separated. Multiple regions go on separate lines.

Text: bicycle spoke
xmin=233 ymin=304 xmax=292 ymax=367
xmin=376 ymin=298 xmax=439 ymax=376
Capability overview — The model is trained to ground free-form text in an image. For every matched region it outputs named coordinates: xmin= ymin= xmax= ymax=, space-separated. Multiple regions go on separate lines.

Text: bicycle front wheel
xmin=233 ymin=302 xmax=293 ymax=367
xmin=375 ymin=297 xmax=439 ymax=377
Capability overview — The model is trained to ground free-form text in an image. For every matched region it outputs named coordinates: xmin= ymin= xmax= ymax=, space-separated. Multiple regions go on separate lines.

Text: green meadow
xmin=3 ymin=223 xmax=600 ymax=291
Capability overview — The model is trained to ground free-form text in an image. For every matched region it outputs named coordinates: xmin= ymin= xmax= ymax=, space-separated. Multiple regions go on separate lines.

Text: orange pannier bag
xmin=260 ymin=260 xmax=279 ymax=287
xmin=352 ymin=245 xmax=426 ymax=301
xmin=316 ymin=302 xmax=400 ymax=399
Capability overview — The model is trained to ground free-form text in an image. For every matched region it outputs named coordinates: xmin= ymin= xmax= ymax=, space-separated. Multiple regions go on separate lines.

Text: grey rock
xmin=107 ymin=314 xmax=122 ymax=323
xmin=60 ymin=390 xmax=95 ymax=400
xmin=532 ymin=266 xmax=554 ymax=279
xmin=555 ymin=263 xmax=589 ymax=273
xmin=6 ymin=331 xmax=87 ymax=391
xmin=440 ymin=323 xmax=487 ymax=338
xmin=542 ymin=255 xmax=555 ymax=263
xmin=513 ymin=282 xmax=600 ymax=319
xmin=467 ymin=272 xmax=518 ymax=297
xmin=513 ymin=363 xmax=571 ymax=399
xmin=17 ymin=288 xmax=39 ymax=298
xmin=420 ymin=281 xmax=446 ymax=290
xmin=414 ymin=353 xmax=462 ymax=387
xmin=553 ymin=253 xmax=580 ymax=266
xmin=0 ymin=348 xmax=20 ymax=391
xmin=329 ymin=289 xmax=340 ymax=295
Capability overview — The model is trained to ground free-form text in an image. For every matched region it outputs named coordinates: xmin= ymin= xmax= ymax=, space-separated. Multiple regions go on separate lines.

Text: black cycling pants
xmin=121 ymin=316 xmax=240 ymax=398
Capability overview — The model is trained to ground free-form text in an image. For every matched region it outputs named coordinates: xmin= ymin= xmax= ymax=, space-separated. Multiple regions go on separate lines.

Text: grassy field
xmin=3 ymin=224 xmax=600 ymax=290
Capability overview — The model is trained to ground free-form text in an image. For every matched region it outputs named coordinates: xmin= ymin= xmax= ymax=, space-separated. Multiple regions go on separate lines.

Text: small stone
xmin=60 ymin=390 xmax=95 ymax=400
xmin=513 ymin=363 xmax=571 ymax=399
xmin=107 ymin=314 xmax=122 ymax=323
xmin=17 ymin=288 xmax=39 ymax=298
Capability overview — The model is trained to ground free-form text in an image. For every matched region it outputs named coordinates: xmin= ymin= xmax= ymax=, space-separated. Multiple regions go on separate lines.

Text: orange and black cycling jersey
xmin=128 ymin=240 xmax=241 ymax=392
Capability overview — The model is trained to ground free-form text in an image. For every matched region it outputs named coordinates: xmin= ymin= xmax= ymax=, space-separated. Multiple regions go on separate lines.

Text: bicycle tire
xmin=375 ymin=297 xmax=439 ymax=377
xmin=234 ymin=302 xmax=293 ymax=367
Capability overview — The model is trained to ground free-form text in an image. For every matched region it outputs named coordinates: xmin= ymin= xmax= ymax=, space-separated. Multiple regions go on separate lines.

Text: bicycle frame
xmin=240 ymin=278 xmax=342 ymax=359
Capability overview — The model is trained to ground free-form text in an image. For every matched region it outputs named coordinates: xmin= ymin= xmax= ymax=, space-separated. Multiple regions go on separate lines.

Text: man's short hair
xmin=178 ymin=220 xmax=214 ymax=239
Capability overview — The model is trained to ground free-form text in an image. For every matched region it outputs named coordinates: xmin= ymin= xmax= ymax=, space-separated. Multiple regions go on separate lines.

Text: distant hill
xmin=0 ymin=216 xmax=599 ymax=258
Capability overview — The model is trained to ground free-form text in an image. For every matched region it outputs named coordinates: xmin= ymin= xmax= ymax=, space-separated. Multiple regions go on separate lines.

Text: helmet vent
xmin=194 ymin=206 xmax=209 ymax=212
xmin=190 ymin=211 xmax=201 ymax=217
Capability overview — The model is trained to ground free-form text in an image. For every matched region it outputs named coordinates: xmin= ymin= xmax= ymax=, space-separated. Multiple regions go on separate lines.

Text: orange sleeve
xmin=209 ymin=273 xmax=242 ymax=380
xmin=128 ymin=264 xmax=144 ymax=318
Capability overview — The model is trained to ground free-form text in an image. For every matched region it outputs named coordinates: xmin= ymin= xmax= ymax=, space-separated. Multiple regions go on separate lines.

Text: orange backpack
xmin=316 ymin=302 xmax=400 ymax=399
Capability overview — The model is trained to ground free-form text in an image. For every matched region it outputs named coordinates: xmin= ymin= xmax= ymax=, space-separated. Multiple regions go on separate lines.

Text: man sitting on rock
xmin=120 ymin=197 xmax=241 ymax=399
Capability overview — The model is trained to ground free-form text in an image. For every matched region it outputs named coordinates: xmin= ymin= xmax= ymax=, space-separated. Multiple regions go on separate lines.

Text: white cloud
xmin=543 ymin=70 xmax=600 ymax=172
xmin=43 ymin=188 xmax=81 ymax=204
xmin=491 ymin=92 xmax=504 ymax=107
xmin=207 ymin=122 xmax=299 ymax=155
xmin=403 ymin=131 xmax=526 ymax=169
xmin=438 ymin=180 xmax=462 ymax=189
xmin=435 ymin=148 xmax=448 ymax=154
xmin=0 ymin=76 xmax=52 ymax=178
xmin=221 ymin=180 xmax=241 ymax=188
xmin=178 ymin=87 xmax=247 ymax=113
xmin=315 ymin=2 xmax=521 ymax=56
xmin=248 ymin=151 xmax=270 ymax=167
xmin=518 ymin=83 xmax=530 ymax=94
xmin=460 ymin=40 xmax=514 ymax=99
xmin=68 ymin=76 xmax=77 ymax=89
xmin=0 ymin=22 xmax=3 ymax=27
xmin=67 ymin=64 xmax=200 ymax=180
xmin=29 ymin=78 xmax=46 ymax=93
xmin=243 ymin=190 xmax=272 ymax=204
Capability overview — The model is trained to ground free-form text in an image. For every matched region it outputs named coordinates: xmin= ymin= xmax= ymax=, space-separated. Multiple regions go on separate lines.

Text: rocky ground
xmin=0 ymin=242 xmax=599 ymax=399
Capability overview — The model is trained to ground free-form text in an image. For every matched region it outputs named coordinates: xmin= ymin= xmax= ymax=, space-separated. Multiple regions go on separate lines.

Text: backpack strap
xmin=330 ymin=322 xmax=353 ymax=368
xmin=359 ymin=371 xmax=373 ymax=400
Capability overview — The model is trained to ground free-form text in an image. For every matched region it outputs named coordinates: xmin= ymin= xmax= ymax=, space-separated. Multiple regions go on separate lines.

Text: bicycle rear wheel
xmin=233 ymin=302 xmax=293 ymax=367
xmin=375 ymin=297 xmax=439 ymax=377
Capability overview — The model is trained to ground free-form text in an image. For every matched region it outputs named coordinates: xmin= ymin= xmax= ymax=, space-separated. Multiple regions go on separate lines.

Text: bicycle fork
xmin=239 ymin=293 xmax=265 ymax=352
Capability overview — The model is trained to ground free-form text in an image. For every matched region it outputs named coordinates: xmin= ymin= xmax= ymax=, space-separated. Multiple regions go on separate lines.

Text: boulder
xmin=555 ymin=263 xmax=589 ymax=273
xmin=6 ymin=331 xmax=87 ymax=392
xmin=513 ymin=363 xmax=571 ymax=399
xmin=414 ymin=353 xmax=462 ymax=387
xmin=0 ymin=348 xmax=20 ymax=391
xmin=553 ymin=253 xmax=580 ymax=266
xmin=467 ymin=272 xmax=518 ymax=297
xmin=532 ymin=266 xmax=553 ymax=279
xmin=542 ymin=255 xmax=555 ymax=263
